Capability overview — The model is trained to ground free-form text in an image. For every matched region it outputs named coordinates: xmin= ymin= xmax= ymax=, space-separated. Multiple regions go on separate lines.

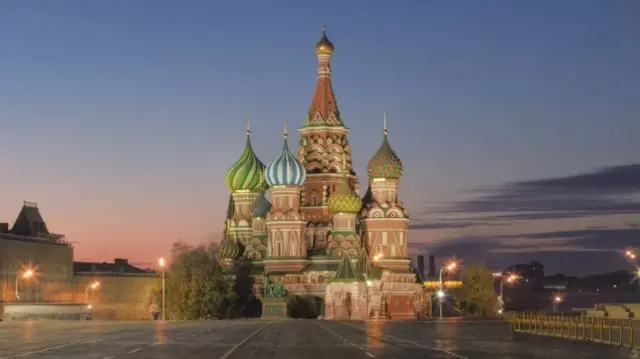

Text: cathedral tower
xmin=360 ymin=113 xmax=410 ymax=271
xmin=264 ymin=122 xmax=308 ymax=272
xmin=325 ymin=159 xmax=362 ymax=257
xmin=224 ymin=118 xmax=266 ymax=249
xmin=298 ymin=27 xmax=360 ymax=252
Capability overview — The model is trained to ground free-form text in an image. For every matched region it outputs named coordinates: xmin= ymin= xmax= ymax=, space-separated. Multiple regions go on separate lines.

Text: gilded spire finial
xmin=284 ymin=119 xmax=288 ymax=139
xmin=382 ymin=112 xmax=388 ymax=136
xmin=316 ymin=26 xmax=334 ymax=55
xmin=246 ymin=115 xmax=251 ymax=136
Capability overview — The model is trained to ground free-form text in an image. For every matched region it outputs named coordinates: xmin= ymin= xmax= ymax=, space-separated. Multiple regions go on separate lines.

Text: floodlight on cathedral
xmin=225 ymin=118 xmax=266 ymax=192
xmin=265 ymin=121 xmax=306 ymax=187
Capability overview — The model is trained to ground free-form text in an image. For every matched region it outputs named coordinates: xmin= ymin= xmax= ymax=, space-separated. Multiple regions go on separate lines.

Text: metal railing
xmin=504 ymin=312 xmax=634 ymax=347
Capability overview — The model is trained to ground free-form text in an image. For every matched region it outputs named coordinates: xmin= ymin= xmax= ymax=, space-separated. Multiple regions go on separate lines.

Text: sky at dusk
xmin=1 ymin=1 xmax=638 ymax=275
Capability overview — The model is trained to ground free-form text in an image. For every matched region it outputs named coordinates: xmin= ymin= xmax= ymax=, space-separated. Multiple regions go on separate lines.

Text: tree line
xmin=149 ymin=241 xmax=259 ymax=320
xmin=149 ymin=241 xmax=499 ymax=319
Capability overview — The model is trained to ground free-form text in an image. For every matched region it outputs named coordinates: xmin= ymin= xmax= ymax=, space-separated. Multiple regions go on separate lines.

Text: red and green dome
xmin=366 ymin=133 xmax=403 ymax=180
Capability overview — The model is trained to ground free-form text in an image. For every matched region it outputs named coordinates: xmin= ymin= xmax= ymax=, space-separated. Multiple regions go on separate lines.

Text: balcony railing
xmin=0 ymin=232 xmax=69 ymax=245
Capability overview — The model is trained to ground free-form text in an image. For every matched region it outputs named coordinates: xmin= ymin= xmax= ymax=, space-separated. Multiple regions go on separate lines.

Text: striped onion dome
xmin=367 ymin=116 xmax=403 ymax=179
xmin=219 ymin=237 xmax=240 ymax=260
xmin=265 ymin=122 xmax=306 ymax=187
xmin=252 ymin=190 xmax=272 ymax=218
xmin=225 ymin=128 xmax=266 ymax=192
xmin=327 ymin=174 xmax=362 ymax=214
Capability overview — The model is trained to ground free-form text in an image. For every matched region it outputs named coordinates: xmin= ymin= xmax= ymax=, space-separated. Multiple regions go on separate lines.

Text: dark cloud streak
xmin=429 ymin=163 xmax=640 ymax=220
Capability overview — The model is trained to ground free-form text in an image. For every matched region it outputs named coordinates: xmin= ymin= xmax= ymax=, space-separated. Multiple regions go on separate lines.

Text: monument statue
xmin=262 ymin=274 xmax=288 ymax=299
xmin=271 ymin=280 xmax=287 ymax=298
xmin=261 ymin=274 xmax=288 ymax=319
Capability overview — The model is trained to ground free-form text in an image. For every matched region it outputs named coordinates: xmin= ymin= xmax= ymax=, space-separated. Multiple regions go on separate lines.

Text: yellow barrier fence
xmin=503 ymin=312 xmax=634 ymax=348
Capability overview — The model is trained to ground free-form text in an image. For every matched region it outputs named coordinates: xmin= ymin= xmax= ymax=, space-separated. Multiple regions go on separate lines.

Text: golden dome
xmin=315 ymin=27 xmax=334 ymax=55
xmin=327 ymin=175 xmax=362 ymax=214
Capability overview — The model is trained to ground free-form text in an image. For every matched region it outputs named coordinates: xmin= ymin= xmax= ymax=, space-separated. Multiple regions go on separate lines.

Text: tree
xmin=151 ymin=241 xmax=247 ymax=320
xmin=454 ymin=263 xmax=498 ymax=317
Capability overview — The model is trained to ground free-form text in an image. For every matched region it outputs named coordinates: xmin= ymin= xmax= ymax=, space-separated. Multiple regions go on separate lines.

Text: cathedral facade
xmin=219 ymin=29 xmax=427 ymax=320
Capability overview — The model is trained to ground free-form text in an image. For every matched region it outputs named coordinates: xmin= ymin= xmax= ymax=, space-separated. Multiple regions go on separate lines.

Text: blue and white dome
xmin=265 ymin=123 xmax=306 ymax=187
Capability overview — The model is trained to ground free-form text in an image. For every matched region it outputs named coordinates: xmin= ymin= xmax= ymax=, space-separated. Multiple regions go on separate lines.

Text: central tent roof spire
xmin=305 ymin=27 xmax=343 ymax=127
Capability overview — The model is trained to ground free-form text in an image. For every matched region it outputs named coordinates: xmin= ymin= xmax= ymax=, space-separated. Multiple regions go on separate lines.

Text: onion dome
xmin=367 ymin=113 xmax=403 ymax=179
xmin=219 ymin=221 xmax=240 ymax=260
xmin=219 ymin=237 xmax=240 ymax=260
xmin=265 ymin=121 xmax=306 ymax=187
xmin=327 ymin=174 xmax=362 ymax=214
xmin=225 ymin=119 xmax=266 ymax=192
xmin=252 ymin=191 xmax=272 ymax=218
xmin=315 ymin=26 xmax=334 ymax=55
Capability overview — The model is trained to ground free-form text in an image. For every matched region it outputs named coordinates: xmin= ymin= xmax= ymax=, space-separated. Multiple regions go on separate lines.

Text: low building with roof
xmin=0 ymin=201 xmax=159 ymax=320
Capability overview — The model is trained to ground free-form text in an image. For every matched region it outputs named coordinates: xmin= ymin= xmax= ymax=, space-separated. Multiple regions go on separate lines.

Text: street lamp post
xmin=438 ymin=261 xmax=458 ymax=320
xmin=15 ymin=269 xmax=34 ymax=300
xmin=85 ymin=281 xmax=100 ymax=302
xmin=623 ymin=250 xmax=639 ymax=293
xmin=159 ymin=257 xmax=166 ymax=321
xmin=553 ymin=295 xmax=562 ymax=313
xmin=493 ymin=273 xmax=517 ymax=312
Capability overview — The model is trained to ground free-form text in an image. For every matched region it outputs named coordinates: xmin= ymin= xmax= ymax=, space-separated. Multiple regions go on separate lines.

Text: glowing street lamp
xmin=159 ymin=257 xmax=166 ymax=321
xmin=85 ymin=281 xmax=100 ymax=302
xmin=625 ymin=250 xmax=637 ymax=274
xmin=438 ymin=260 xmax=459 ymax=319
xmin=553 ymin=295 xmax=563 ymax=313
xmin=15 ymin=269 xmax=34 ymax=300
xmin=496 ymin=273 xmax=518 ymax=312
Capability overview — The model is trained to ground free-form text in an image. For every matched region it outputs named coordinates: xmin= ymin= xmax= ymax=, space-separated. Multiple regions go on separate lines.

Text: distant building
xmin=0 ymin=201 xmax=74 ymax=285
xmin=73 ymin=258 xmax=152 ymax=276
xmin=428 ymin=255 xmax=436 ymax=278
xmin=417 ymin=255 xmax=425 ymax=280
xmin=0 ymin=201 xmax=158 ymax=320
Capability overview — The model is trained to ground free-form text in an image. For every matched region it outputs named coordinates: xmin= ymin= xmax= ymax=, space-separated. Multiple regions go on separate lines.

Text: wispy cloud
xmin=407 ymin=164 xmax=640 ymax=275
xmin=408 ymin=221 xmax=489 ymax=230
xmin=409 ymin=227 xmax=640 ymax=274
xmin=425 ymin=163 xmax=640 ymax=222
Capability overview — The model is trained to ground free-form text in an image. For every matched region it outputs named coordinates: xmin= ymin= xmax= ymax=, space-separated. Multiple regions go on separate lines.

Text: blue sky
xmin=0 ymin=1 xmax=638 ymax=275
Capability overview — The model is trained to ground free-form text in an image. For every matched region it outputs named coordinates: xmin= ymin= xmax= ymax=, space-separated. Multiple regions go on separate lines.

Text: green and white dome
xmin=225 ymin=129 xmax=266 ymax=192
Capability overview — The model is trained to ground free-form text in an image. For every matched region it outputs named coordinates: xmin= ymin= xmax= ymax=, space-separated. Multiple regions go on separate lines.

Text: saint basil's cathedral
xmin=219 ymin=28 xmax=427 ymax=320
